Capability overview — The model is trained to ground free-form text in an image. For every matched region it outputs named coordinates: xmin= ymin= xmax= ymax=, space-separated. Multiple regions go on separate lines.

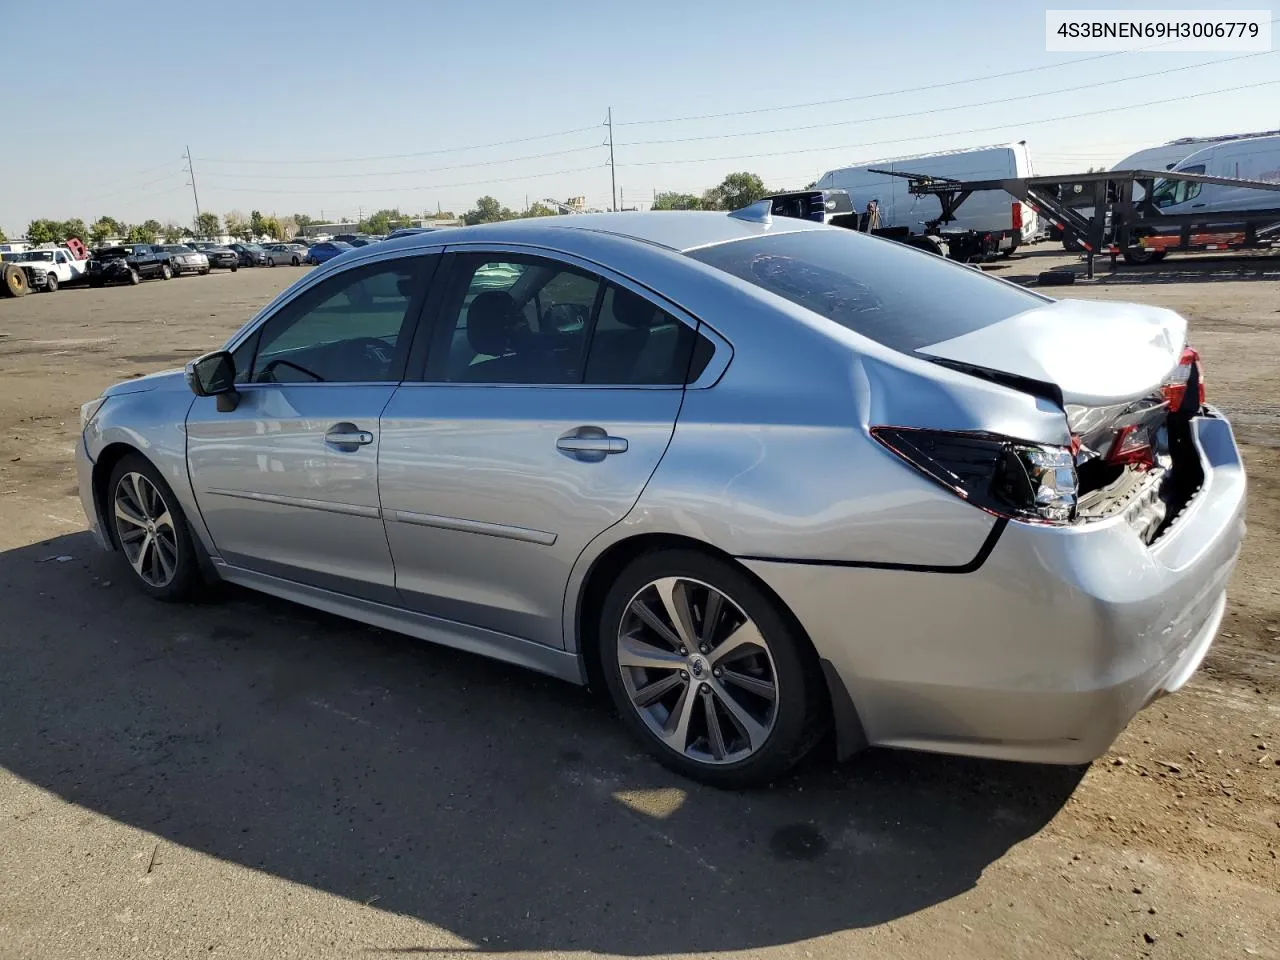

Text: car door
xmin=186 ymin=252 xmax=437 ymax=603
xmin=378 ymin=248 xmax=714 ymax=648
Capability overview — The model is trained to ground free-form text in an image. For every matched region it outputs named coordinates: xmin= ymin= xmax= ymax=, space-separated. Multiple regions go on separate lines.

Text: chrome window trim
xmin=415 ymin=240 xmax=730 ymax=390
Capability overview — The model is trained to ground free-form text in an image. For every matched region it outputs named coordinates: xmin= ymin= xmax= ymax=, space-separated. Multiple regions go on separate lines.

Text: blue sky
xmin=2 ymin=0 xmax=1277 ymax=234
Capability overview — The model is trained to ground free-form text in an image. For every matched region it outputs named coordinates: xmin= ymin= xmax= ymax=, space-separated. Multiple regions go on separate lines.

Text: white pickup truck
xmin=0 ymin=245 xmax=89 ymax=293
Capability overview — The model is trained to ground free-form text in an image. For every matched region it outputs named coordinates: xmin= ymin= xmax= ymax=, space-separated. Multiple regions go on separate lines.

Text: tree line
xmin=5 ymin=170 xmax=789 ymax=246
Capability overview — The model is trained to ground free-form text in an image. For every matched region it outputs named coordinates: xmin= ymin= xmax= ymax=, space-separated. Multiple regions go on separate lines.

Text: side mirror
xmin=185 ymin=351 xmax=240 ymax=411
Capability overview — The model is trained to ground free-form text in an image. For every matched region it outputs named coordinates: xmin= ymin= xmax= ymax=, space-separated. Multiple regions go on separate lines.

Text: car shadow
xmin=0 ymin=531 xmax=1085 ymax=955
xmin=1001 ymin=249 xmax=1280 ymax=287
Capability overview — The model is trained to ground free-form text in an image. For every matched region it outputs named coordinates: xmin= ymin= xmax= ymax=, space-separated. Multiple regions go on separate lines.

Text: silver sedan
xmin=264 ymin=243 xmax=308 ymax=266
xmin=75 ymin=210 xmax=1244 ymax=786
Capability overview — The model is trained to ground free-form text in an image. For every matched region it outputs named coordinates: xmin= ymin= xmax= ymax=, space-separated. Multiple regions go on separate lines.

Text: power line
xmin=194 ymin=124 xmax=602 ymax=165
xmin=617 ymin=19 xmax=1280 ymax=127
xmin=198 ymin=162 xmax=606 ymax=196
xmin=618 ymin=51 xmax=1276 ymax=148
xmin=197 ymin=142 xmax=605 ymax=181
xmin=620 ymin=78 xmax=1280 ymax=168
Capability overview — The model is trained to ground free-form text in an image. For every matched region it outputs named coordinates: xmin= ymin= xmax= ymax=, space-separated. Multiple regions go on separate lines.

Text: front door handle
xmin=557 ymin=426 xmax=628 ymax=461
xmin=325 ymin=423 xmax=374 ymax=448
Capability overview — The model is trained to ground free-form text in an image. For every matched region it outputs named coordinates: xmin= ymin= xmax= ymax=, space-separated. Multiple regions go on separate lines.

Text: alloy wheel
xmin=617 ymin=577 xmax=778 ymax=765
xmin=113 ymin=472 xmax=179 ymax=588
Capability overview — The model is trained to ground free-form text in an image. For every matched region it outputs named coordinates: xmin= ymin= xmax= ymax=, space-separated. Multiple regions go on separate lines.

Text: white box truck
xmin=815 ymin=142 xmax=1038 ymax=260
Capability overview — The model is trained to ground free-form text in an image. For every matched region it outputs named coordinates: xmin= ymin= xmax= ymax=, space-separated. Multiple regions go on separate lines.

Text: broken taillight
xmin=872 ymin=427 xmax=1077 ymax=524
xmin=1106 ymin=423 xmax=1155 ymax=467
xmin=1161 ymin=347 xmax=1205 ymax=411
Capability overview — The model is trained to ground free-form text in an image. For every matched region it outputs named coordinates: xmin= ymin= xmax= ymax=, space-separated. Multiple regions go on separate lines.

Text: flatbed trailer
xmin=871 ymin=167 xmax=1280 ymax=278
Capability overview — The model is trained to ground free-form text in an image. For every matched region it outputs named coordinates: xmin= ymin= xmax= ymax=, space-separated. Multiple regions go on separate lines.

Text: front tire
xmin=267 ymin=257 xmax=276 ymax=267
xmin=107 ymin=454 xmax=203 ymax=601
xmin=161 ymin=263 xmax=173 ymax=280
xmin=230 ymin=263 xmax=238 ymax=272
xmin=44 ymin=273 xmax=59 ymax=292
xmin=598 ymin=548 xmax=826 ymax=788
xmin=128 ymin=269 xmax=140 ymax=285
xmin=291 ymin=256 xmax=300 ymax=266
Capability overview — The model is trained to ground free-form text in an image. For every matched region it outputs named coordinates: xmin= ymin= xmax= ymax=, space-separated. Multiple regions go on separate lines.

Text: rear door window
xmin=687 ymin=229 xmax=1046 ymax=353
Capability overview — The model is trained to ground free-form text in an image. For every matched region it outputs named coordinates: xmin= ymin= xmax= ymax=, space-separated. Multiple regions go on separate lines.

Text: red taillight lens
xmin=1011 ymin=202 xmax=1023 ymax=230
xmin=1106 ymin=423 xmax=1155 ymax=467
xmin=1161 ymin=347 xmax=1206 ymax=411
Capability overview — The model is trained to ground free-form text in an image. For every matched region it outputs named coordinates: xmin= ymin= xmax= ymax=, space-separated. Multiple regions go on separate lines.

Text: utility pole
xmin=606 ymin=107 xmax=618 ymax=213
xmin=184 ymin=145 xmax=202 ymax=224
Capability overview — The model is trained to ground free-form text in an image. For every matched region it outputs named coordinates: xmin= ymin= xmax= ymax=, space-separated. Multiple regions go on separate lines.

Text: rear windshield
xmin=96 ymin=247 xmax=129 ymax=258
xmin=687 ymin=229 xmax=1047 ymax=353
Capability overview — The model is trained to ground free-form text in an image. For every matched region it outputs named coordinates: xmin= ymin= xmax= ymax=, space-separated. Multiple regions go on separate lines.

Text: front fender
xmin=84 ymin=386 xmax=216 ymax=558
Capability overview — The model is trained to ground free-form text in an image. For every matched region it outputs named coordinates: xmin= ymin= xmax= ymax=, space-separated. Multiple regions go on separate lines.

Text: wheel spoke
xmin=618 ymin=636 xmax=686 ymax=672
xmin=711 ymin=680 xmax=770 ymax=751
xmin=130 ymin=474 xmax=151 ymax=518
xmin=114 ymin=499 xmax=148 ymax=530
xmin=709 ymin=618 xmax=766 ymax=667
xmin=130 ymin=533 xmax=153 ymax=576
xmin=154 ymin=536 xmax=176 ymax=582
xmin=652 ymin=577 xmax=698 ymax=650
xmin=703 ymin=691 xmax=729 ymax=760
xmin=720 ymin=667 xmax=776 ymax=701
xmin=699 ymin=589 xmax=723 ymax=647
xmin=153 ymin=508 xmax=173 ymax=534
xmin=627 ymin=597 xmax=683 ymax=651
xmin=632 ymin=671 xmax=684 ymax=708
xmin=659 ymin=683 xmax=699 ymax=755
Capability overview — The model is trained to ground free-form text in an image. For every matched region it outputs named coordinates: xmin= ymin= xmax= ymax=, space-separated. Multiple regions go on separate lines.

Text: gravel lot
xmin=0 ymin=250 xmax=1276 ymax=960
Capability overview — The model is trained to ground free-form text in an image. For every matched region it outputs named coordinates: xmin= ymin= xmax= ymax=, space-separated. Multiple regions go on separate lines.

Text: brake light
xmin=872 ymin=427 xmax=1077 ymax=524
xmin=1011 ymin=202 xmax=1023 ymax=230
xmin=1161 ymin=347 xmax=1205 ymax=411
xmin=1106 ymin=423 xmax=1155 ymax=467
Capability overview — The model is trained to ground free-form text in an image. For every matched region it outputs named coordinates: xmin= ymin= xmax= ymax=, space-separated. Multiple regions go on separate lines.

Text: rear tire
xmin=1123 ymin=247 xmax=1167 ymax=265
xmin=106 ymin=454 xmax=204 ymax=602
xmin=3 ymin=264 xmax=28 ymax=297
xmin=598 ymin=548 xmax=827 ymax=788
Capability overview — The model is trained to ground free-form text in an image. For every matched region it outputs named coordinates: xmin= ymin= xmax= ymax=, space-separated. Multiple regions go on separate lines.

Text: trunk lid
xmin=916 ymin=298 xmax=1187 ymax=406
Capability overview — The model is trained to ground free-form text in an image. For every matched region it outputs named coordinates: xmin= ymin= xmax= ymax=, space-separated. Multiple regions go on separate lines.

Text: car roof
xmin=375 ymin=210 xmax=825 ymax=256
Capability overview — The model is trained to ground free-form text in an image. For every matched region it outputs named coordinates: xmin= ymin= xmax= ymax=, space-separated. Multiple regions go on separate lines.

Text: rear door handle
xmin=557 ymin=427 xmax=628 ymax=461
xmin=325 ymin=423 xmax=374 ymax=448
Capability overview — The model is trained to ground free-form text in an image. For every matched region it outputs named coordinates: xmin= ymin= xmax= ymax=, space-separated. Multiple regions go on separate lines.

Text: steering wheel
xmin=259 ymin=358 xmax=324 ymax=382
xmin=351 ymin=336 xmax=393 ymax=365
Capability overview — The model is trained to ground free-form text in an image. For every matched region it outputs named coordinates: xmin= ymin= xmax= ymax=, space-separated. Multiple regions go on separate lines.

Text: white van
xmin=1050 ymin=130 xmax=1280 ymax=251
xmin=1149 ymin=134 xmax=1280 ymax=215
xmin=815 ymin=142 xmax=1038 ymax=256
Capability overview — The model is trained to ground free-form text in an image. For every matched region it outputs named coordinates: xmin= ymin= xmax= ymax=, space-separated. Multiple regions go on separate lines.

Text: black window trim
xmin=222 ymin=248 xmax=442 ymax=389
xmin=404 ymin=241 xmax=731 ymax=390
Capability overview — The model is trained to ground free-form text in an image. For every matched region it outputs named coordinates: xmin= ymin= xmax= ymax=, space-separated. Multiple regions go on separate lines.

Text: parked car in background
xmin=264 ymin=243 xmax=308 ymax=266
xmin=189 ymin=242 xmax=239 ymax=271
xmin=1 ymin=245 xmax=89 ymax=292
xmin=150 ymin=244 xmax=210 ymax=276
xmin=229 ymin=243 xmax=269 ymax=267
xmin=86 ymin=245 xmax=170 ymax=286
xmin=303 ymin=240 xmax=353 ymax=264
xmin=74 ymin=212 xmax=1244 ymax=787
xmin=348 ymin=235 xmax=384 ymax=247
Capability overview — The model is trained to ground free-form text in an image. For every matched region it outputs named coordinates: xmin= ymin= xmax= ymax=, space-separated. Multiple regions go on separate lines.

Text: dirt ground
xmin=0 ymin=249 xmax=1276 ymax=960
